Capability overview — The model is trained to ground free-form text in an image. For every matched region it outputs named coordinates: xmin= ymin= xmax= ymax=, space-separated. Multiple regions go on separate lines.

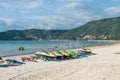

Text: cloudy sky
xmin=0 ymin=0 xmax=120 ymax=31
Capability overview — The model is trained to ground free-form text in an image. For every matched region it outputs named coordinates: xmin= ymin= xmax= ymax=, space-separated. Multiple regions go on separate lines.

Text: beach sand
xmin=1 ymin=44 xmax=120 ymax=80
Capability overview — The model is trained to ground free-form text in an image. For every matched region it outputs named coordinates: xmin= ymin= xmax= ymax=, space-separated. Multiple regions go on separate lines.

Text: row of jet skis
xmin=0 ymin=48 xmax=93 ymax=64
xmin=34 ymin=48 xmax=93 ymax=61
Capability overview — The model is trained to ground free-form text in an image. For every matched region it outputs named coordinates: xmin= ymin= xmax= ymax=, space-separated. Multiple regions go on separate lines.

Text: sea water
xmin=0 ymin=40 xmax=115 ymax=56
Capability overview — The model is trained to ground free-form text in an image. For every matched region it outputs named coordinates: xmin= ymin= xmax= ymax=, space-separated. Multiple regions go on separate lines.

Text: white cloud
xmin=1 ymin=0 xmax=119 ymax=30
xmin=57 ymin=2 xmax=83 ymax=14
xmin=0 ymin=2 xmax=8 ymax=7
xmin=59 ymin=0 xmax=93 ymax=2
xmin=64 ymin=3 xmax=83 ymax=9
xmin=19 ymin=10 xmax=29 ymax=14
xmin=56 ymin=2 xmax=103 ymax=25
xmin=0 ymin=18 xmax=14 ymax=26
xmin=0 ymin=0 xmax=43 ymax=9
xmin=104 ymin=6 xmax=120 ymax=16
xmin=25 ymin=24 xmax=36 ymax=29
xmin=110 ymin=0 xmax=120 ymax=2
xmin=25 ymin=15 xmax=78 ymax=29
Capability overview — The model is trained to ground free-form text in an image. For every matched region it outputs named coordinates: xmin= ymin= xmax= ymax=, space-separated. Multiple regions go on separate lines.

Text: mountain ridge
xmin=1 ymin=16 xmax=120 ymax=40
xmin=0 ymin=29 xmax=67 ymax=40
xmin=60 ymin=16 xmax=120 ymax=40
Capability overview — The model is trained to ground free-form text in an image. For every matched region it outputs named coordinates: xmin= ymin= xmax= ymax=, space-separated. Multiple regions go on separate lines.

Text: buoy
xmin=18 ymin=47 xmax=24 ymax=51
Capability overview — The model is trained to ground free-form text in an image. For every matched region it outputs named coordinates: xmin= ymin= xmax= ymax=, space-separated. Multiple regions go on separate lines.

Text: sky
xmin=0 ymin=0 xmax=120 ymax=31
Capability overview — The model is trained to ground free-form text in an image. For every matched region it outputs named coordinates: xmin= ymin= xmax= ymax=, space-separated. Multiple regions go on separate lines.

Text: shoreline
xmin=1 ymin=41 xmax=120 ymax=61
xmin=1 ymin=40 xmax=119 ymax=58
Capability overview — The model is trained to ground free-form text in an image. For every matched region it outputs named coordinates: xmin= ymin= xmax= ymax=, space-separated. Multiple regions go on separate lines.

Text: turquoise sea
xmin=0 ymin=40 xmax=115 ymax=56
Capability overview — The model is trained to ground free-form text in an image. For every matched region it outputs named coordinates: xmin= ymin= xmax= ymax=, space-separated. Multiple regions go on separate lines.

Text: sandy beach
xmin=1 ymin=44 xmax=120 ymax=80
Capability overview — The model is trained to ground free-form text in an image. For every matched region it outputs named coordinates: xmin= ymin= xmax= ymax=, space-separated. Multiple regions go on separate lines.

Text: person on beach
xmin=21 ymin=57 xmax=38 ymax=62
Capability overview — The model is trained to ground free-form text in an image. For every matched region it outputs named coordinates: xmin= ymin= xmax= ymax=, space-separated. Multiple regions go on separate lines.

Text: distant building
xmin=83 ymin=35 xmax=96 ymax=40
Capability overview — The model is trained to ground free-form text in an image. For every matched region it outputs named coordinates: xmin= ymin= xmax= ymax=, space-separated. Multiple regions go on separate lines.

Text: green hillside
xmin=1 ymin=17 xmax=120 ymax=40
xmin=0 ymin=29 xmax=67 ymax=40
xmin=60 ymin=17 xmax=120 ymax=40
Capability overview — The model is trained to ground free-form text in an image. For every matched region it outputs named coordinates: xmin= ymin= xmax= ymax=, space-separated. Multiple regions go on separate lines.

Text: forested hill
xmin=1 ymin=16 xmax=120 ymax=40
xmin=60 ymin=17 xmax=120 ymax=40
xmin=0 ymin=29 xmax=67 ymax=40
